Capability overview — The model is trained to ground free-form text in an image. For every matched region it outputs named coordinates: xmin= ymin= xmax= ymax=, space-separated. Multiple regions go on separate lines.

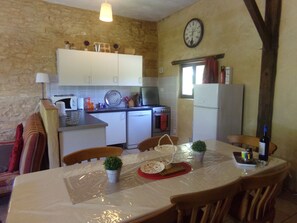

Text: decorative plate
xmin=104 ymin=90 xmax=122 ymax=107
xmin=140 ymin=161 xmax=165 ymax=174
xmin=154 ymin=145 xmax=177 ymax=154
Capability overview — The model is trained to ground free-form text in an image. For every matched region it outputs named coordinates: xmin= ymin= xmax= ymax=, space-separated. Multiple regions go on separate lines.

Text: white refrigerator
xmin=192 ymin=84 xmax=244 ymax=142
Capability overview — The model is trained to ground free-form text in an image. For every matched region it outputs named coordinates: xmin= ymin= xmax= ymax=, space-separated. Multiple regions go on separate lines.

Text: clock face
xmin=183 ymin=18 xmax=204 ymax=48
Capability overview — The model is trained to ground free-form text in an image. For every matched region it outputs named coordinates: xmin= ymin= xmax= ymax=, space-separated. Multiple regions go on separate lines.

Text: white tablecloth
xmin=6 ymin=140 xmax=286 ymax=223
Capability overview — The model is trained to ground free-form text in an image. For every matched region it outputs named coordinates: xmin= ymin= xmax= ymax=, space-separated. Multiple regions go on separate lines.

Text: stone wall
xmin=0 ymin=0 xmax=158 ymax=140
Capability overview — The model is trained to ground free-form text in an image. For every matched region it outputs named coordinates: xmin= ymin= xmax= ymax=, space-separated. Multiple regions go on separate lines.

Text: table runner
xmin=64 ymin=148 xmax=231 ymax=204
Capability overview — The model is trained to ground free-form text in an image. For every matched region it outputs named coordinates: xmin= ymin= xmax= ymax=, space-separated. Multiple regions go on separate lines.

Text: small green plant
xmin=104 ymin=156 xmax=123 ymax=170
xmin=191 ymin=140 xmax=207 ymax=152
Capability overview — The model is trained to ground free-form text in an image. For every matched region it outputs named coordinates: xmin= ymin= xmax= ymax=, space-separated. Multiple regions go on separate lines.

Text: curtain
xmin=203 ymin=57 xmax=218 ymax=83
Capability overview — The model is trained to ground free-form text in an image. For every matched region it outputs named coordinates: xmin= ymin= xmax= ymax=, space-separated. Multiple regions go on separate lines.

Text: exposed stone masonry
xmin=0 ymin=0 xmax=158 ymax=140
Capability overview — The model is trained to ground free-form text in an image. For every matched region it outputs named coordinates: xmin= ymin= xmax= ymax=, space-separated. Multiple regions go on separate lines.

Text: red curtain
xmin=203 ymin=57 xmax=218 ymax=83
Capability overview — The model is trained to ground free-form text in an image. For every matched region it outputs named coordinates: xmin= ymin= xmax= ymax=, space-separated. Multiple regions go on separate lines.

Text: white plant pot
xmin=106 ymin=169 xmax=121 ymax=183
xmin=193 ymin=151 xmax=205 ymax=162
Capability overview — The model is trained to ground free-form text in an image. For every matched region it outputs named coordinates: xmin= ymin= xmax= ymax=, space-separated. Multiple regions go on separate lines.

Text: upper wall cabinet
xmin=57 ymin=49 xmax=92 ymax=86
xmin=57 ymin=49 xmax=143 ymax=86
xmin=118 ymin=54 xmax=143 ymax=86
xmin=91 ymin=52 xmax=118 ymax=85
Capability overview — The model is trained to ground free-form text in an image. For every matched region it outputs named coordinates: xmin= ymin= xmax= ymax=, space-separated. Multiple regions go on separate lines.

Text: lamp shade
xmin=36 ymin=72 xmax=49 ymax=83
xmin=99 ymin=2 xmax=113 ymax=22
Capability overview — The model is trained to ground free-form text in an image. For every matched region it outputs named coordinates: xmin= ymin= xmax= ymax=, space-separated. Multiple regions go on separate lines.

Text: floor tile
xmin=275 ymin=190 xmax=297 ymax=223
xmin=282 ymin=213 xmax=297 ymax=223
xmin=0 ymin=195 xmax=10 ymax=223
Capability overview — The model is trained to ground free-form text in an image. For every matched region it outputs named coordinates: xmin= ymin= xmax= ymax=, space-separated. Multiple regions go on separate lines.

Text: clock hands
xmin=184 ymin=18 xmax=203 ymax=48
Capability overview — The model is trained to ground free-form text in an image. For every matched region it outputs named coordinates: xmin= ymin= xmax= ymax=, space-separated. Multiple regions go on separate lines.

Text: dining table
xmin=6 ymin=140 xmax=287 ymax=223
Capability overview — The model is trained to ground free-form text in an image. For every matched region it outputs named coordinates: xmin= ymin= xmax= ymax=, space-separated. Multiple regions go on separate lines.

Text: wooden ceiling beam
xmin=243 ymin=0 xmax=271 ymax=49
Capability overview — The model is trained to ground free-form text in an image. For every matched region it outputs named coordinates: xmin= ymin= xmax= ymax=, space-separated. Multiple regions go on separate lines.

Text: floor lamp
xmin=36 ymin=72 xmax=49 ymax=100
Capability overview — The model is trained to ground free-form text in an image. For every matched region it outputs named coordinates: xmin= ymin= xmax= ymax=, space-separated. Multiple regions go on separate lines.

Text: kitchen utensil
xmin=104 ymin=90 xmax=122 ymax=107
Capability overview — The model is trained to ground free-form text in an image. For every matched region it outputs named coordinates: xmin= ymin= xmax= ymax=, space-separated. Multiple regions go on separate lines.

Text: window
xmin=180 ymin=62 xmax=205 ymax=98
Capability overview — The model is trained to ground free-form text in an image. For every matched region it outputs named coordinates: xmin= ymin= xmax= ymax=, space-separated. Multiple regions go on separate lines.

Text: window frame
xmin=179 ymin=61 xmax=205 ymax=99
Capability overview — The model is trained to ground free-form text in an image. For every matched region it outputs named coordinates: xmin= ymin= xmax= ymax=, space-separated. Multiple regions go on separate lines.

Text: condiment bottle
xmin=219 ymin=66 xmax=225 ymax=84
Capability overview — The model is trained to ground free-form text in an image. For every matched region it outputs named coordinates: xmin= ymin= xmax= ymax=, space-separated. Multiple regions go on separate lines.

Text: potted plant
xmin=104 ymin=156 xmax=123 ymax=183
xmin=191 ymin=140 xmax=207 ymax=162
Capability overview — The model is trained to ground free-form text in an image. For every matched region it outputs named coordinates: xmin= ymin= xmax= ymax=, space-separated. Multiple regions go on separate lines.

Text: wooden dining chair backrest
xmin=227 ymin=135 xmax=277 ymax=155
xmin=137 ymin=135 xmax=179 ymax=152
xmin=170 ymin=179 xmax=241 ymax=223
xmin=229 ymin=163 xmax=290 ymax=223
xmin=130 ymin=204 xmax=178 ymax=223
xmin=62 ymin=146 xmax=123 ymax=165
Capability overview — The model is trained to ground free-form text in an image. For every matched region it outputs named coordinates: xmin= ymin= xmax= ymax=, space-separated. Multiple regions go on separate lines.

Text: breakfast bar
xmin=6 ymin=140 xmax=287 ymax=223
xmin=58 ymin=110 xmax=108 ymax=158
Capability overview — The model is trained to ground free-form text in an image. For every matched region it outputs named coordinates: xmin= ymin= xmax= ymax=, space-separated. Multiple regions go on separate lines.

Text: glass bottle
xmin=219 ymin=66 xmax=225 ymax=84
xmin=259 ymin=125 xmax=270 ymax=161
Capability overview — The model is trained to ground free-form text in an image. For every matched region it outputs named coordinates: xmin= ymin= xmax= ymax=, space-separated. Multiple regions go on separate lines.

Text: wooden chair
xmin=170 ymin=179 xmax=241 ymax=223
xmin=130 ymin=204 xmax=178 ymax=223
xmin=137 ymin=135 xmax=179 ymax=152
xmin=62 ymin=146 xmax=123 ymax=165
xmin=229 ymin=163 xmax=290 ymax=223
xmin=227 ymin=135 xmax=277 ymax=155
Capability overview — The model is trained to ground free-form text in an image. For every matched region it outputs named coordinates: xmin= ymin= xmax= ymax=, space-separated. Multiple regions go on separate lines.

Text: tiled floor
xmin=275 ymin=190 xmax=297 ymax=222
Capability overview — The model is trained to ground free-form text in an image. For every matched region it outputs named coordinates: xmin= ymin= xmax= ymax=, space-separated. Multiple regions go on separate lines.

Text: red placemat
xmin=138 ymin=162 xmax=192 ymax=180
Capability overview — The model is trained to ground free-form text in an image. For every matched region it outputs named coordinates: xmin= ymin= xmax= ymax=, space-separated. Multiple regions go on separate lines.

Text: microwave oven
xmin=51 ymin=95 xmax=78 ymax=111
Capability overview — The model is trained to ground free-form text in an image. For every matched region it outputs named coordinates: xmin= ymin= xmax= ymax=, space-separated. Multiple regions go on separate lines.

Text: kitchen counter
xmin=58 ymin=110 xmax=108 ymax=132
xmin=58 ymin=110 xmax=107 ymax=157
xmin=85 ymin=106 xmax=153 ymax=113
xmin=59 ymin=106 xmax=152 ymax=132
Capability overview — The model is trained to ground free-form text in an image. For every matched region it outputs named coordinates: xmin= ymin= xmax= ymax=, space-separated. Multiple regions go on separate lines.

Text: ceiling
xmin=44 ymin=0 xmax=198 ymax=22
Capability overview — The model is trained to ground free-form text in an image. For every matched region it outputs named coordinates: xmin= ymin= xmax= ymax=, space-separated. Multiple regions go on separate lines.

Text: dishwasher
xmin=127 ymin=110 xmax=152 ymax=149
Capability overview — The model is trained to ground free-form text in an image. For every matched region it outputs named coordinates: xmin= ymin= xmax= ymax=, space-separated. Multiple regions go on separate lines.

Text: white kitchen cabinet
xmin=91 ymin=52 xmax=118 ymax=85
xmin=118 ymin=54 xmax=143 ymax=86
xmin=57 ymin=49 xmax=92 ymax=86
xmin=59 ymin=127 xmax=106 ymax=157
xmin=57 ymin=49 xmax=143 ymax=86
xmin=91 ymin=112 xmax=126 ymax=145
xmin=57 ymin=49 xmax=118 ymax=86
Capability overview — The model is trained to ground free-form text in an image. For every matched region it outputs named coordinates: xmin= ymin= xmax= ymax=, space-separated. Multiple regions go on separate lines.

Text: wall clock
xmin=183 ymin=18 xmax=204 ymax=48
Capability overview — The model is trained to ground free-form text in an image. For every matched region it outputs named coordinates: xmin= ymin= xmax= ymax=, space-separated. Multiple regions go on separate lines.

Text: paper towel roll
xmin=56 ymin=101 xmax=66 ymax=116
xmin=78 ymin=97 xmax=84 ymax=110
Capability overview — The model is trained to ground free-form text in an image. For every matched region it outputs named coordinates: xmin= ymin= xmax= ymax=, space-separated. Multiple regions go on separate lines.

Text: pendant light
xmin=99 ymin=0 xmax=113 ymax=22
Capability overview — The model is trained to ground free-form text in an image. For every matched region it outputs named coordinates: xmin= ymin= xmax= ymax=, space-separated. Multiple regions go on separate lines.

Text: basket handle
xmin=158 ymin=134 xmax=174 ymax=146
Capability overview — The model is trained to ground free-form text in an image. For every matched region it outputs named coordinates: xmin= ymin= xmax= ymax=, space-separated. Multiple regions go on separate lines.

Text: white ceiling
xmin=44 ymin=0 xmax=198 ymax=22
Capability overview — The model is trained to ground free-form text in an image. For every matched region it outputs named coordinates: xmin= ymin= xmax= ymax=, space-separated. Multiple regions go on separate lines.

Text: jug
xmin=56 ymin=101 xmax=66 ymax=116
